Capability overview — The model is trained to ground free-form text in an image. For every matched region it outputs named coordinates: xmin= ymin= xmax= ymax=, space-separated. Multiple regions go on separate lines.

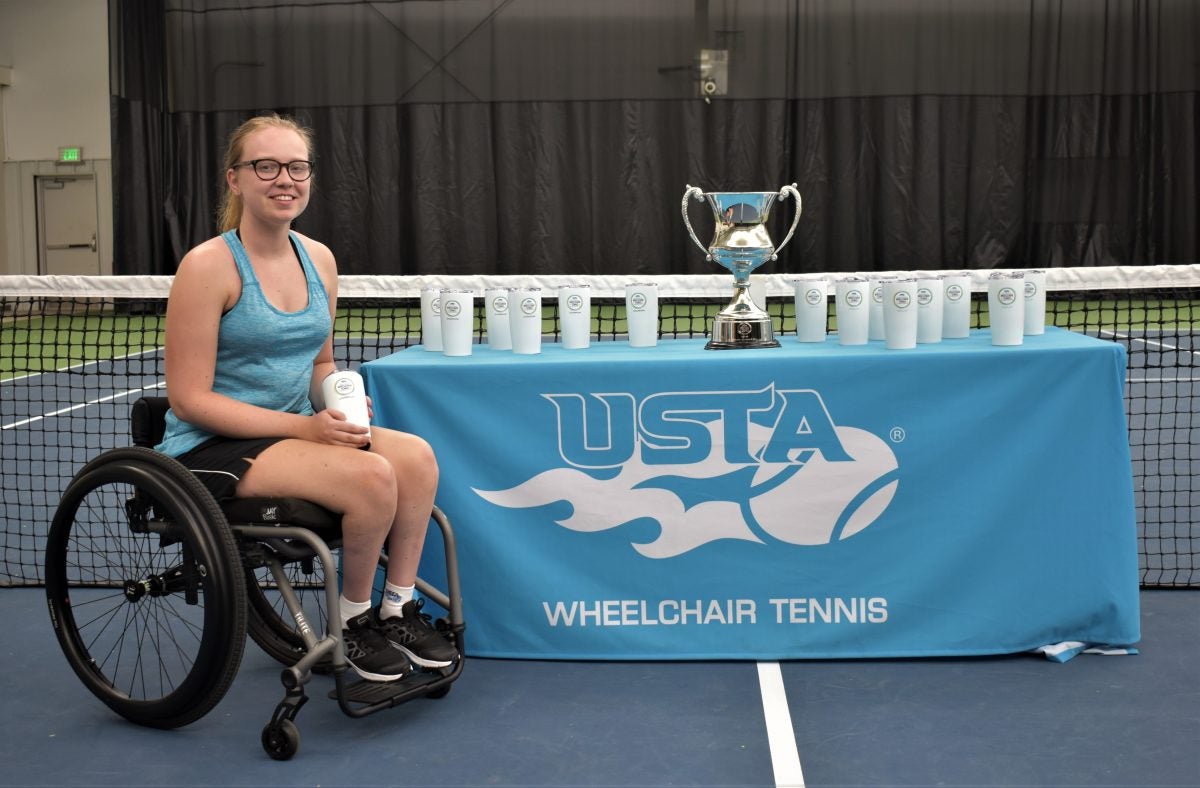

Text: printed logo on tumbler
xmin=845 ymin=290 xmax=864 ymax=308
xmin=629 ymin=293 xmax=647 ymax=310
xmin=566 ymin=294 xmax=584 ymax=313
xmin=916 ymin=287 xmax=933 ymax=306
xmin=491 ymin=295 xmax=508 ymax=314
xmin=521 ymin=297 xmax=538 ymax=316
xmin=945 ymin=283 xmax=964 ymax=301
xmin=444 ymin=300 xmax=462 ymax=318
xmin=892 ymin=291 xmax=912 ymax=309
xmin=805 ymin=288 xmax=824 ymax=306
xmin=475 ymin=384 xmax=900 ymax=558
xmin=997 ymin=286 xmax=1018 ymax=306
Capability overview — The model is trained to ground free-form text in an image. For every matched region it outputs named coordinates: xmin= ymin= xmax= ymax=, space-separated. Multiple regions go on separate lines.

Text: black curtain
xmin=111 ymin=0 xmax=1200 ymax=276
xmin=109 ymin=0 xmax=171 ymax=272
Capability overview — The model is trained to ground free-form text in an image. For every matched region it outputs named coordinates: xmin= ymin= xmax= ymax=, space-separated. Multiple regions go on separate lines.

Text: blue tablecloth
xmin=362 ymin=328 xmax=1140 ymax=660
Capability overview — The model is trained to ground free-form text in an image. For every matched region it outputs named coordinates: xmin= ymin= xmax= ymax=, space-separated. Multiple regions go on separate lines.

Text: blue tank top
xmin=157 ymin=229 xmax=332 ymax=457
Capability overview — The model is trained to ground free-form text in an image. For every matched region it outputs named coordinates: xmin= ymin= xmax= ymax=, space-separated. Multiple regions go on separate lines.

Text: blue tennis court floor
xmin=1 ymin=587 xmax=1196 ymax=787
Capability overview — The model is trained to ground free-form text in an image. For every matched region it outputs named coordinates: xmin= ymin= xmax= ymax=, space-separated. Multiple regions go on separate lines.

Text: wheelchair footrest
xmin=331 ymin=669 xmax=445 ymax=706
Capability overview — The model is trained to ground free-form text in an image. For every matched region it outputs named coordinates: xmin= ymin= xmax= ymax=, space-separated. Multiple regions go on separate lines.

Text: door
xmin=38 ymin=175 xmax=100 ymax=275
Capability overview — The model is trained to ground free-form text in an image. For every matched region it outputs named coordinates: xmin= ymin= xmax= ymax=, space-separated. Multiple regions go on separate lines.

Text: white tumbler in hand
xmin=321 ymin=370 xmax=371 ymax=443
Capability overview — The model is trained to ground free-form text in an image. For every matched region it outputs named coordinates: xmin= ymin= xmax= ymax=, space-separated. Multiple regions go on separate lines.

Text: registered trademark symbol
xmin=889 ymin=427 xmax=906 ymax=443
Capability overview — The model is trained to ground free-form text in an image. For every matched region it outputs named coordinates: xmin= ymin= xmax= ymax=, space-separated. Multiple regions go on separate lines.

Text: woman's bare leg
xmin=363 ymin=428 xmax=440 ymax=588
xmin=236 ymin=438 xmax=399 ymax=601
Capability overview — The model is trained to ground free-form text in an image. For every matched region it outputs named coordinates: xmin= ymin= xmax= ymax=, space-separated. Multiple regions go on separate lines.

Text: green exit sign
xmin=58 ymin=146 xmax=83 ymax=163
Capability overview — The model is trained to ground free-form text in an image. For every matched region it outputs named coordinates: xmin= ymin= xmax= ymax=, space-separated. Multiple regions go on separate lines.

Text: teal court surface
xmin=1 ymin=587 xmax=1196 ymax=787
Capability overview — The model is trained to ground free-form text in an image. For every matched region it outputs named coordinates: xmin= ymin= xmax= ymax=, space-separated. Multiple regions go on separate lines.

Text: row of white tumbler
xmin=420 ymin=283 xmax=660 ymax=356
xmin=796 ymin=270 xmax=1045 ymax=348
xmin=420 ymin=271 xmax=1045 ymax=356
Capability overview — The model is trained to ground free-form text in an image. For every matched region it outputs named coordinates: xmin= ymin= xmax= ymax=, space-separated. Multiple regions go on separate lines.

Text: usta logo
xmin=474 ymin=384 xmax=900 ymax=558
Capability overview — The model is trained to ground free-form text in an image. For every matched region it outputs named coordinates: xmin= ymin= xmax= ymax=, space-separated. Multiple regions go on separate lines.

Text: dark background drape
xmin=110 ymin=0 xmax=1200 ymax=276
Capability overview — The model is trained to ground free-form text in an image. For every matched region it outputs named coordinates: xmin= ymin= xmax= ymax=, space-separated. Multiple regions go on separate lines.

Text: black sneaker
xmin=378 ymin=599 xmax=457 ymax=668
xmin=343 ymin=610 xmax=411 ymax=682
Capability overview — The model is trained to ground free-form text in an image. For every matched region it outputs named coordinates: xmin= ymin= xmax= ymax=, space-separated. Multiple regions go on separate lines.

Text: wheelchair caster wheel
xmin=262 ymin=719 xmax=300 ymax=760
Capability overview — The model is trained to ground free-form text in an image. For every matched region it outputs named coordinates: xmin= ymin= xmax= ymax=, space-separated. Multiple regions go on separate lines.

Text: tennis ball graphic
xmin=748 ymin=426 xmax=898 ymax=544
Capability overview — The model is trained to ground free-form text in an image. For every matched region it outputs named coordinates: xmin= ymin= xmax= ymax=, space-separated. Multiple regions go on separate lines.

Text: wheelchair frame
xmin=44 ymin=396 xmax=465 ymax=760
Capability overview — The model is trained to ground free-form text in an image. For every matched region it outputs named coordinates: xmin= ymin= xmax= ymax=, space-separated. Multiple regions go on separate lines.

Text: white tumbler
xmin=749 ymin=275 xmax=768 ymax=312
xmin=559 ymin=284 xmax=591 ymax=350
xmin=916 ymin=277 xmax=944 ymax=344
xmin=793 ymin=278 xmax=829 ymax=343
xmin=835 ymin=276 xmax=870 ymax=346
xmin=941 ymin=272 xmax=972 ymax=339
xmin=987 ymin=271 xmax=1025 ymax=346
xmin=484 ymin=287 xmax=512 ymax=350
xmin=883 ymin=278 xmax=918 ymax=350
xmin=420 ymin=287 xmax=443 ymax=351
xmin=1023 ymin=269 xmax=1047 ymax=335
xmin=868 ymin=276 xmax=895 ymax=341
xmin=439 ymin=289 xmax=474 ymax=357
xmin=625 ymin=282 xmax=659 ymax=348
xmin=321 ymin=370 xmax=371 ymax=443
xmin=509 ymin=287 xmax=543 ymax=355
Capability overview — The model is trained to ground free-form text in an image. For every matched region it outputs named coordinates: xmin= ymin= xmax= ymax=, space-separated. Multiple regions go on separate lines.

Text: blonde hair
xmin=216 ymin=114 xmax=315 ymax=233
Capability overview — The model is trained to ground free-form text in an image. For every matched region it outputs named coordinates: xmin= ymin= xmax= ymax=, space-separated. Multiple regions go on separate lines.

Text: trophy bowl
xmin=682 ymin=184 xmax=802 ymax=349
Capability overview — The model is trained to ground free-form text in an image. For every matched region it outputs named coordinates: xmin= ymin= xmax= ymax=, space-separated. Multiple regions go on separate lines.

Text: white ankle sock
xmin=379 ymin=582 xmax=414 ymax=620
xmin=340 ymin=595 xmax=372 ymax=628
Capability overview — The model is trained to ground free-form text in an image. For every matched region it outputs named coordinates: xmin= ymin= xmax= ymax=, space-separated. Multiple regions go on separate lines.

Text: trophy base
xmin=705 ymin=316 xmax=781 ymax=350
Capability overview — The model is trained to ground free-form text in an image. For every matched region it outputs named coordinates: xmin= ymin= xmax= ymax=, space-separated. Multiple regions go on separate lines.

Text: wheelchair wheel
xmin=244 ymin=554 xmax=335 ymax=672
xmin=45 ymin=447 xmax=247 ymax=729
xmin=262 ymin=718 xmax=301 ymax=761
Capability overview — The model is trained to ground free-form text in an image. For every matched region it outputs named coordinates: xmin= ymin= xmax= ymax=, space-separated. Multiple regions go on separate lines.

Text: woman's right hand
xmin=308 ymin=408 xmax=371 ymax=448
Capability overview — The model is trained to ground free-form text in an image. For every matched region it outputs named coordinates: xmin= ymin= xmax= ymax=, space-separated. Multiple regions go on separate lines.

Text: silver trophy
xmin=682 ymin=184 xmax=802 ymax=349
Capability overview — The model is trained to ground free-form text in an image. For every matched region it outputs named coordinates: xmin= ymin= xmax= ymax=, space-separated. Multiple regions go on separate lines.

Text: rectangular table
xmin=362 ymin=328 xmax=1140 ymax=661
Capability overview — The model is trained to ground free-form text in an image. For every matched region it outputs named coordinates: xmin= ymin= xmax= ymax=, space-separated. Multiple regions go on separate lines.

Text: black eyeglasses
xmin=232 ymin=159 xmax=314 ymax=181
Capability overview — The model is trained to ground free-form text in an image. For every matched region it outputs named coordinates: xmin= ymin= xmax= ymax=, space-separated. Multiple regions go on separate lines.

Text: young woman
xmin=157 ymin=114 xmax=455 ymax=681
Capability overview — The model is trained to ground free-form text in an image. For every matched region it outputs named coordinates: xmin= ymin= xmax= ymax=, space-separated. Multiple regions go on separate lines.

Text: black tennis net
xmin=2 ymin=267 xmax=1197 ymax=587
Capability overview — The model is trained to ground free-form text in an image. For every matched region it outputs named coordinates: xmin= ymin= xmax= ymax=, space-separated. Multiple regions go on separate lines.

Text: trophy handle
xmin=681 ymin=185 xmax=712 ymax=261
xmin=771 ymin=183 xmax=803 ymax=261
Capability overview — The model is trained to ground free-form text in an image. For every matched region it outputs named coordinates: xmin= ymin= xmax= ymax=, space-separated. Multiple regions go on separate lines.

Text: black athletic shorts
xmin=173 ymin=436 xmax=287 ymax=501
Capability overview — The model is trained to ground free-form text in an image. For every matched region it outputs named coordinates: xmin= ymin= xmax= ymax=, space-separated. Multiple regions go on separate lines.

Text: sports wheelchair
xmin=44 ymin=396 xmax=465 ymax=760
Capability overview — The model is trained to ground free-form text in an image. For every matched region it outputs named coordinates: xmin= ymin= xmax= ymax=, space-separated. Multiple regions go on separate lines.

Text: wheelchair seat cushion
xmin=222 ymin=496 xmax=341 ymax=533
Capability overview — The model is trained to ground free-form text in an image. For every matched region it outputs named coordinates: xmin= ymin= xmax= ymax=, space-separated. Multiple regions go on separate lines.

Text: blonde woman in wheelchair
xmin=157 ymin=114 xmax=456 ymax=682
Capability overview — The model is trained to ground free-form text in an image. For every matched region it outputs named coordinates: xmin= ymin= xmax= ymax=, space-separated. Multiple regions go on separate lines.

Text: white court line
xmin=1 ymin=381 xmax=165 ymax=430
xmin=1103 ymin=329 xmax=1200 ymax=357
xmin=758 ymin=661 xmax=805 ymax=788
xmin=1 ymin=347 xmax=164 ymax=384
